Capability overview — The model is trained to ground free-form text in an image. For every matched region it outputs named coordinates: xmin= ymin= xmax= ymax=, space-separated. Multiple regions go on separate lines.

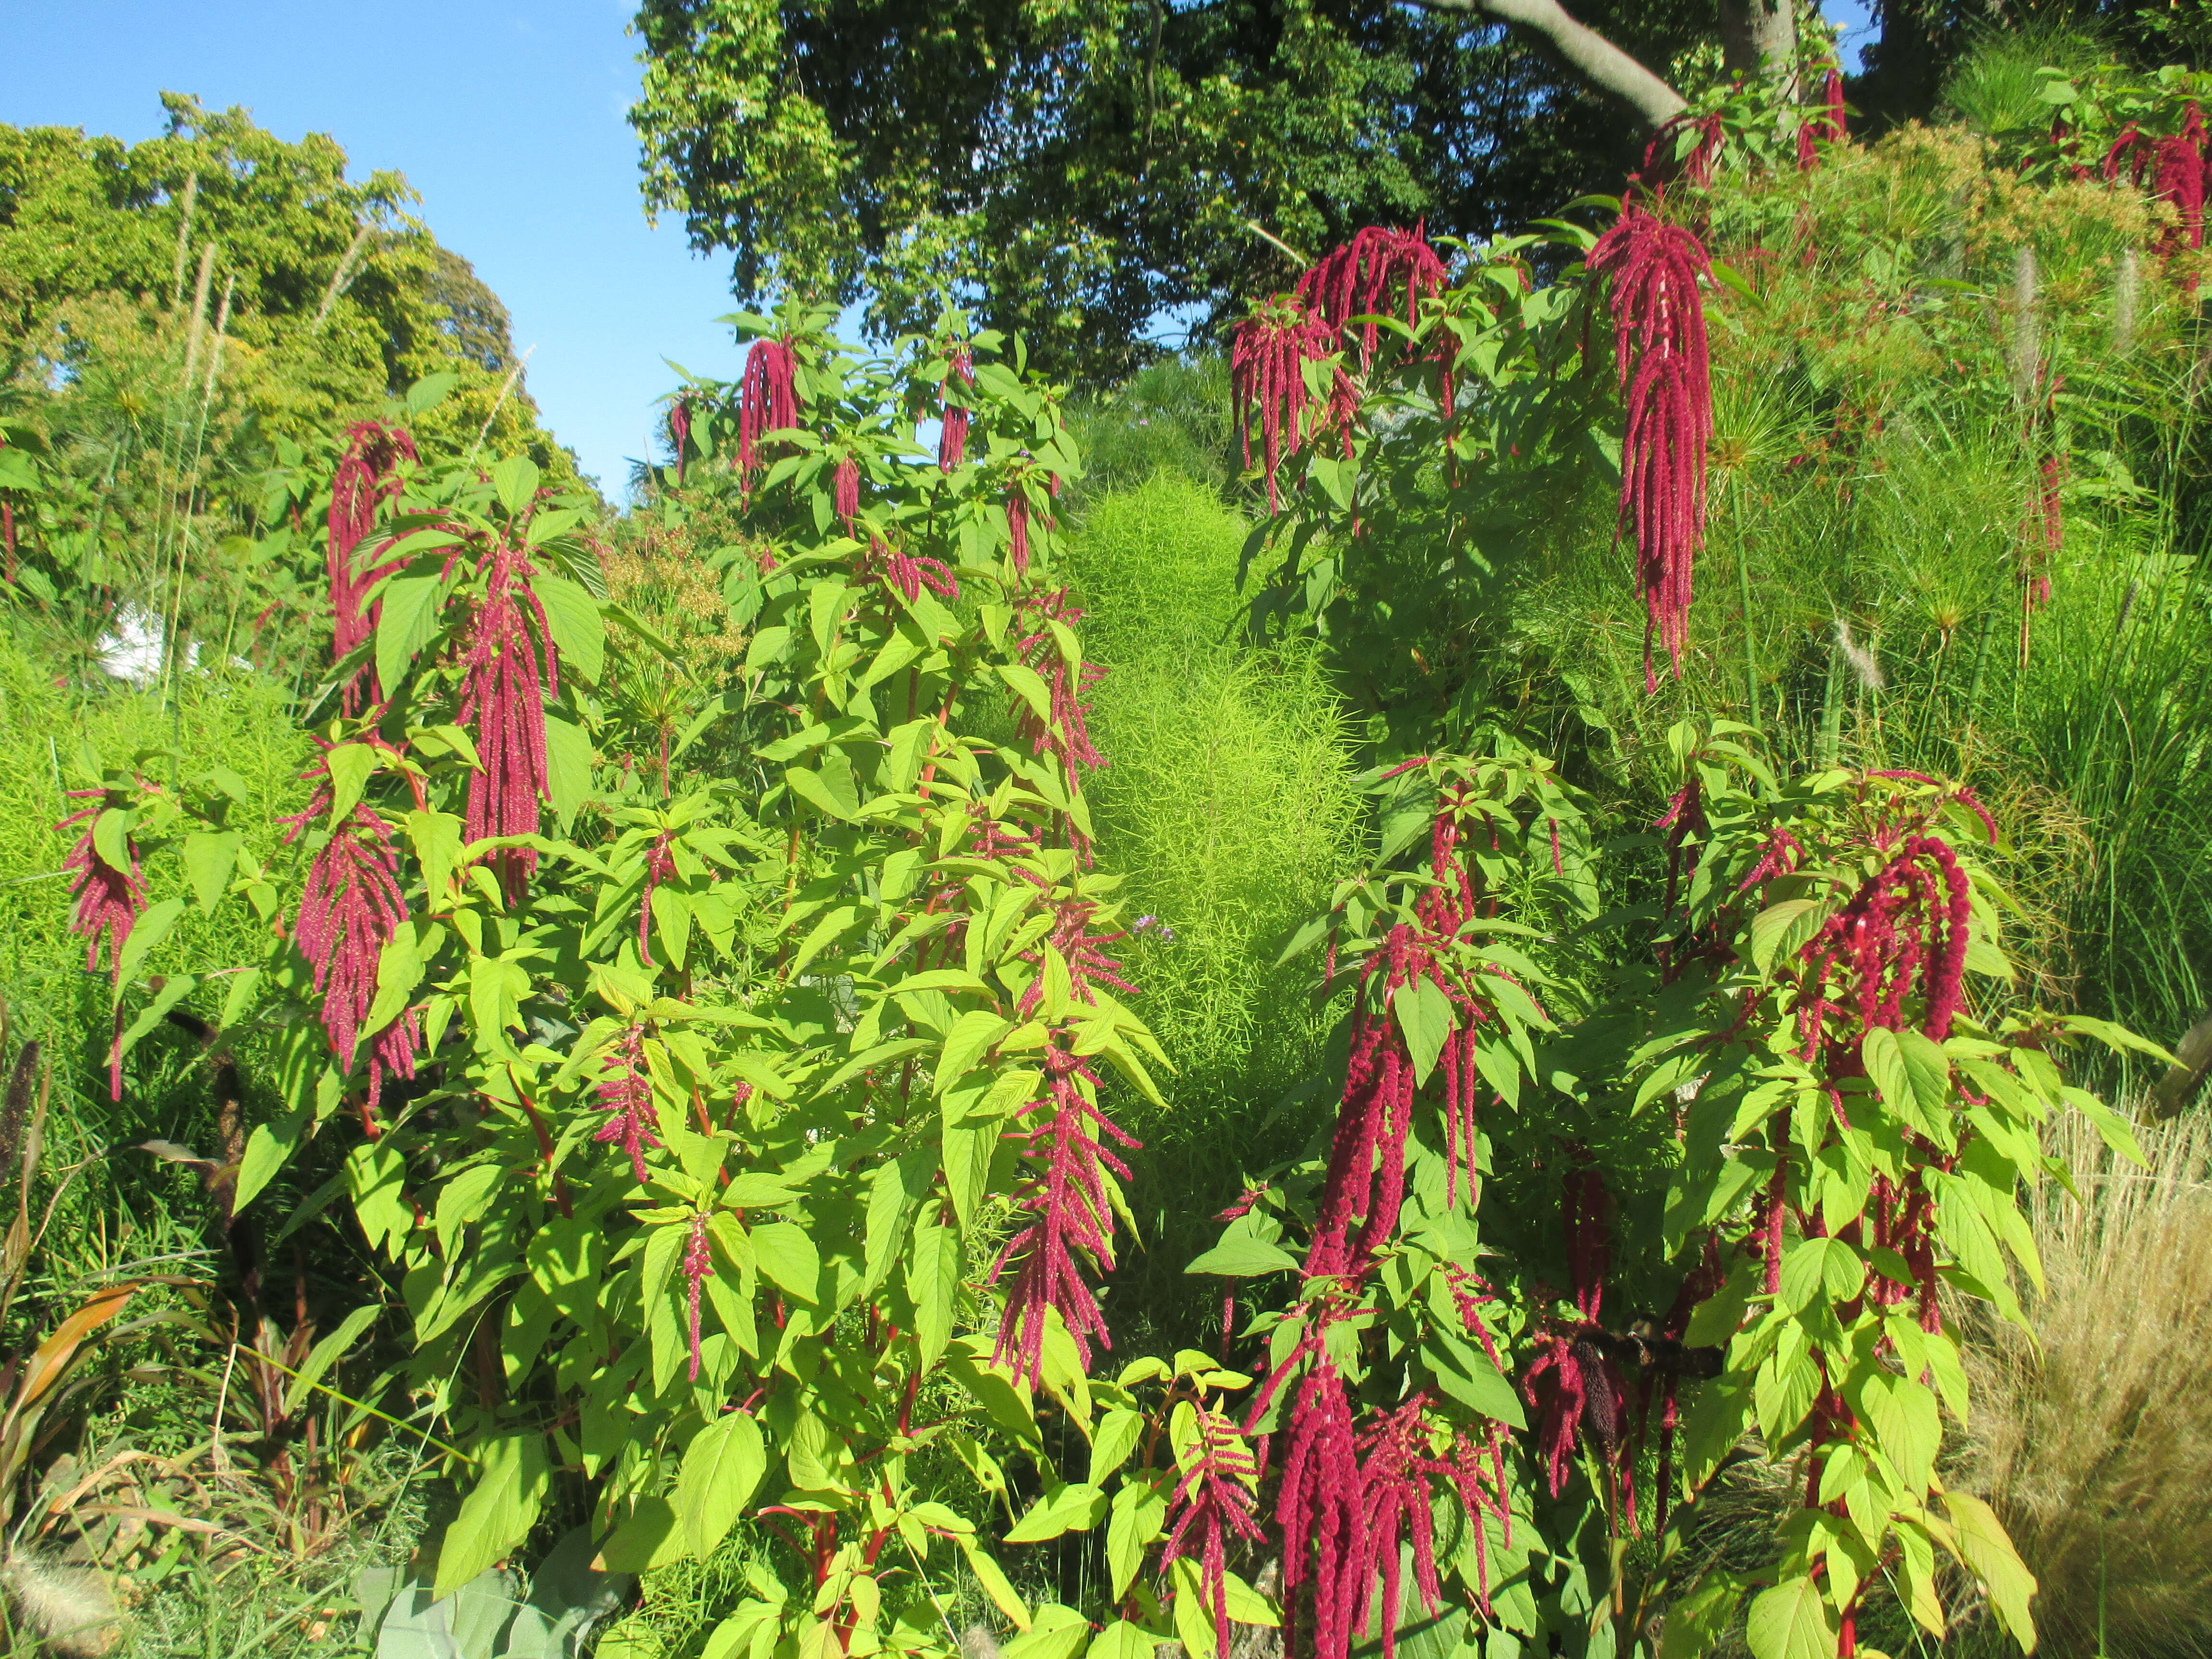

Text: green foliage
xmin=628 ymin=0 xmax=1721 ymax=381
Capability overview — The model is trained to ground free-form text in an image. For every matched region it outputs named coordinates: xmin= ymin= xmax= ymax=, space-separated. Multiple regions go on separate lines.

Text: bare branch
xmin=1409 ymin=0 xmax=1687 ymax=133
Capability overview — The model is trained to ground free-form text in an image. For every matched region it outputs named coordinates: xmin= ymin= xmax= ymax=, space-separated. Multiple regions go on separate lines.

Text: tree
xmin=630 ymin=0 xmax=1722 ymax=383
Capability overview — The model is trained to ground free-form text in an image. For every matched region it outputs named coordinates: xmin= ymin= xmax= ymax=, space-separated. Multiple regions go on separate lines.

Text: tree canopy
xmin=630 ymin=0 xmax=1716 ymax=383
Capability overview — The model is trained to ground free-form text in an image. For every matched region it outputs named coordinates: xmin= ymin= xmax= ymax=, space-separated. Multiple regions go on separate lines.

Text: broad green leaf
xmin=490 ymin=456 xmax=542 ymax=515
xmin=750 ymin=1221 xmax=820 ymax=1302
xmin=113 ymin=896 xmax=186 ymax=994
xmin=1394 ymin=977 xmax=1455 ymax=1085
xmin=955 ymin=1536 xmax=1031 ymax=1630
xmin=376 ymin=571 xmax=446 ymax=692
xmin=181 ymin=830 xmax=241 ymax=912
xmin=1005 ymin=1482 xmax=1107 ymax=1543
xmin=1088 ymin=1622 xmax=1160 ymax=1659
xmin=598 ymin=1496 xmax=685 ymax=1574
xmin=936 ymin=1010 xmax=1012 ymax=1094
xmin=1658 ymin=1579 xmax=1742 ymax=1659
xmin=1088 ymin=1407 xmax=1144 ymax=1486
xmin=1750 ymin=899 xmax=1820 ymax=972
xmin=327 ymin=742 xmax=376 ymax=824
xmin=1853 ymin=1370 xmax=1940 ymax=1493
xmin=678 ymin=1411 xmax=766 ymax=1558
xmin=1002 ymin=1606 xmax=1090 ymax=1659
xmin=1744 ymin=1575 xmax=1835 ymax=1659
xmin=436 ymin=1431 xmax=550 ymax=1598
xmin=1898 ymin=1029 xmax=1953 ymax=1119
xmin=1862 ymin=1026 xmax=1910 ymax=1117
xmin=1777 ymin=1238 xmax=1863 ymax=1313
xmin=1183 ymin=1236 xmax=1299 ymax=1277
xmin=1944 ymin=1491 xmax=2037 ymax=1651
xmin=905 ymin=1221 xmax=960 ymax=1369
xmin=544 ymin=713 xmax=593 ymax=826
xmin=535 ymin=574 xmax=605 ymax=684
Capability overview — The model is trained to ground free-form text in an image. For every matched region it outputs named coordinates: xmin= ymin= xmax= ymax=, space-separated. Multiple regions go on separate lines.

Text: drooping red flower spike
xmin=1794 ymin=833 xmax=1972 ymax=1055
xmin=1523 ymin=1324 xmax=1630 ymax=1502
xmin=990 ymin=900 xmax=1140 ymax=1383
xmin=833 ymin=454 xmax=860 ymax=535
xmin=1586 ymin=204 xmax=1715 ymax=690
xmin=327 ymin=420 xmax=419 ymax=715
xmin=1231 ymin=295 xmax=1334 ymax=513
xmin=739 ymin=337 xmax=799 ymax=482
xmin=1161 ymin=1404 xmax=1269 ymax=1659
xmin=938 ymin=345 xmax=974 ymax=472
xmin=281 ymin=787 xmax=420 ymax=1120
xmin=1270 ymin=1353 xmax=1366 ymax=1659
xmin=456 ymin=538 xmax=559 ymax=900
xmin=59 ymin=792 xmax=146 ymax=984
xmin=1296 ymin=224 xmax=1448 ymax=368
xmin=1798 ymin=67 xmax=1846 ymax=168
xmin=864 ymin=534 xmax=959 ymax=606
xmin=637 ymin=831 xmax=676 ymax=966
xmin=1011 ymin=589 xmax=1107 ymax=833
xmin=2153 ymin=101 xmax=2207 ymax=257
xmin=1006 ymin=487 xmax=1031 ymax=576
xmin=2104 ymin=123 xmax=2150 ymax=184
xmin=988 ymin=1037 xmax=1139 ymax=1384
xmin=668 ymin=396 xmax=693 ymax=485
xmin=683 ymin=1213 xmax=713 ymax=1382
xmin=593 ymin=1023 xmax=661 ymax=1185
xmin=1644 ymin=112 xmax=1723 ymax=189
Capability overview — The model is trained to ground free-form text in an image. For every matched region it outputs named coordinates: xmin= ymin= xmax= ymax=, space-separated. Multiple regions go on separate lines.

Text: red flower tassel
xmin=739 ymin=337 xmax=799 ymax=482
xmin=327 ymin=421 xmax=418 ymax=714
xmin=281 ymin=787 xmax=421 ymax=1118
xmin=1586 ymin=205 xmax=1715 ymax=690
xmin=456 ymin=540 xmax=560 ymax=900
xmin=1231 ymin=296 xmax=1333 ymax=513
xmin=938 ymin=346 xmax=974 ymax=472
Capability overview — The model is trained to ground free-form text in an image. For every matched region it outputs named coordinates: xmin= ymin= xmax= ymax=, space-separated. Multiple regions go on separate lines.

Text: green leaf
xmin=543 ymin=713 xmax=593 ymax=827
xmin=936 ymin=1010 xmax=1012 ymax=1095
xmin=1750 ymin=899 xmax=1820 ymax=972
xmin=376 ymin=570 xmax=446 ymax=695
xmin=1944 ymin=1491 xmax=2037 ymax=1650
xmin=1853 ymin=1370 xmax=1940 ymax=1493
xmin=598 ymin=1496 xmax=686 ymax=1574
xmin=1426 ymin=1330 xmax=1527 ymax=1429
xmin=1088 ymin=1407 xmax=1144 ymax=1486
xmin=678 ymin=1411 xmax=766 ymax=1559
xmin=535 ymin=574 xmax=605 ymax=685
xmin=1898 ymin=1029 xmax=1953 ymax=1119
xmin=1862 ymin=1026 xmax=1910 ymax=1117
xmin=1184 ymin=1236 xmax=1300 ymax=1277
xmin=490 ymin=456 xmax=542 ymax=515
xmin=282 ymin=1305 xmax=381 ymax=1414
xmin=1744 ymin=1575 xmax=1835 ymax=1659
xmin=1777 ymin=1238 xmax=1863 ymax=1313
xmin=181 ymin=830 xmax=241 ymax=912
xmin=750 ymin=1220 xmax=820 ymax=1302
xmin=1005 ymin=1482 xmax=1107 ymax=1544
xmin=113 ymin=897 xmax=186 ymax=994
xmin=1393 ymin=977 xmax=1455 ymax=1085
xmin=906 ymin=1221 xmax=960 ymax=1369
xmin=92 ymin=807 xmax=132 ymax=876
xmin=435 ymin=1431 xmax=550 ymax=1598
xmin=327 ymin=743 xmax=376 ymax=825
xmin=1088 ymin=1622 xmax=1160 ymax=1659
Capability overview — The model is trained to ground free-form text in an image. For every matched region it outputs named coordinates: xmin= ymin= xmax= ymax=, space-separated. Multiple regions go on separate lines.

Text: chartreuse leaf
xmin=1745 ymin=1575 xmax=1835 ymax=1659
xmin=436 ymin=1431 xmax=549 ymax=1598
xmin=678 ymin=1410 xmax=765 ymax=1558
xmin=1088 ymin=1407 xmax=1143 ymax=1485
xmin=1944 ymin=1491 xmax=2038 ymax=1651
xmin=1005 ymin=1482 xmax=1106 ymax=1543
xmin=1393 ymin=977 xmax=1455 ymax=1084
xmin=954 ymin=1535 xmax=1030 ymax=1630
xmin=1088 ymin=1623 xmax=1160 ymax=1659
xmin=182 ymin=830 xmax=241 ymax=912
xmin=112 ymin=897 xmax=185 ymax=996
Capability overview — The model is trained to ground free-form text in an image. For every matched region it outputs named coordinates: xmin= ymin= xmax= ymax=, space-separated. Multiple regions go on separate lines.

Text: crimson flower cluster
xmin=281 ymin=786 xmax=421 ymax=1122
xmin=938 ymin=346 xmax=974 ymax=472
xmin=60 ymin=792 xmax=146 ymax=983
xmin=833 ymin=454 xmax=860 ymax=535
xmin=1296 ymin=225 xmax=1446 ymax=369
xmin=1798 ymin=68 xmax=1847 ymax=169
xmin=593 ymin=1023 xmax=661 ymax=1185
xmin=456 ymin=539 xmax=559 ymax=899
xmin=1587 ymin=204 xmax=1715 ymax=690
xmin=1160 ymin=1404 xmax=1268 ymax=1658
xmin=988 ymin=902 xmax=1141 ymax=1384
xmin=327 ymin=421 xmax=418 ymax=714
xmin=739 ymin=337 xmax=799 ymax=482
xmin=1231 ymin=297 xmax=1333 ymax=512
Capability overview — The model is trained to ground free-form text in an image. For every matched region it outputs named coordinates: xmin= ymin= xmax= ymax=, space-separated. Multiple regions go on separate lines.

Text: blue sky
xmin=6 ymin=2 xmax=1880 ymax=495
xmin=2 ymin=0 xmax=740 ymax=496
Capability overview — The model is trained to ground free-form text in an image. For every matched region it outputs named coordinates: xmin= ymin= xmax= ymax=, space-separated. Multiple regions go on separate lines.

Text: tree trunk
xmin=1410 ymin=0 xmax=1687 ymax=133
xmin=1719 ymin=0 xmax=1795 ymax=81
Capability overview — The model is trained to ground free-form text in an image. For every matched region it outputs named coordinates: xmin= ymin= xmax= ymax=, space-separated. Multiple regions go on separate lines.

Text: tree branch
xmin=1409 ymin=0 xmax=1687 ymax=134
